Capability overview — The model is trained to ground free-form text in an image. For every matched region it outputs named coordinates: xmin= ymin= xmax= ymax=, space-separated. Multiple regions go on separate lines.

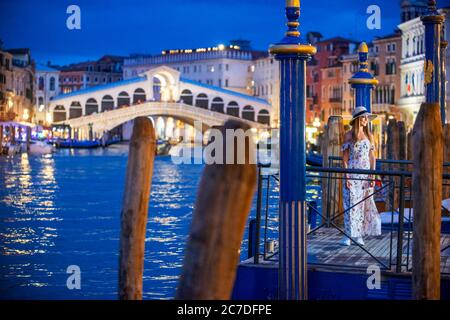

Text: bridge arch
xmin=53 ymin=105 xmax=67 ymax=122
xmin=257 ymin=109 xmax=270 ymax=125
xmin=226 ymin=101 xmax=239 ymax=117
xmin=211 ymin=97 xmax=225 ymax=113
xmin=69 ymin=101 xmax=82 ymax=119
xmin=85 ymin=98 xmax=99 ymax=115
xmin=133 ymin=88 xmax=146 ymax=104
xmin=180 ymin=89 xmax=193 ymax=105
xmin=242 ymin=105 xmax=255 ymax=122
xmin=195 ymin=93 xmax=209 ymax=109
xmin=101 ymin=95 xmax=114 ymax=112
xmin=148 ymin=68 xmax=178 ymax=102
xmin=117 ymin=91 xmax=130 ymax=108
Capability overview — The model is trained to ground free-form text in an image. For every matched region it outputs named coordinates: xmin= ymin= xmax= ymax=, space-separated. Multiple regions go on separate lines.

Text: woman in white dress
xmin=341 ymin=106 xmax=381 ymax=246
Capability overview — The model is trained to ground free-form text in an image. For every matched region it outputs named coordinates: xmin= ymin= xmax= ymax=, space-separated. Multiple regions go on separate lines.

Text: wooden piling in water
xmin=386 ymin=119 xmax=399 ymax=210
xmin=412 ymin=102 xmax=443 ymax=300
xmin=176 ymin=119 xmax=257 ymax=300
xmin=118 ymin=117 xmax=156 ymax=300
xmin=444 ymin=124 xmax=450 ymax=200
xmin=26 ymin=127 xmax=31 ymax=153
xmin=322 ymin=116 xmax=344 ymax=226
xmin=407 ymin=129 xmax=413 ymax=161
xmin=0 ymin=125 xmax=3 ymax=154
xmin=398 ymin=121 xmax=406 ymax=161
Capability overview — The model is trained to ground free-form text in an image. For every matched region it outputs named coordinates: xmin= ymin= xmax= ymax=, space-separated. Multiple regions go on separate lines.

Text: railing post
xmin=269 ymin=0 xmax=316 ymax=300
xmin=248 ymin=219 xmax=257 ymax=260
xmin=254 ymin=166 xmax=263 ymax=264
xmin=348 ymin=42 xmax=378 ymax=112
xmin=308 ymin=201 xmax=318 ymax=230
xmin=396 ymin=175 xmax=405 ymax=273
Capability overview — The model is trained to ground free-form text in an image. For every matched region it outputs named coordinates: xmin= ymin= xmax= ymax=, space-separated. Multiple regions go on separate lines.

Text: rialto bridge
xmin=49 ymin=66 xmax=272 ymax=140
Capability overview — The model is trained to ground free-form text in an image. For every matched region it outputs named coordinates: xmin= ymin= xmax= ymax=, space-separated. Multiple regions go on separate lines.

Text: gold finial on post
xmin=286 ymin=0 xmax=300 ymax=7
xmin=358 ymin=42 xmax=369 ymax=53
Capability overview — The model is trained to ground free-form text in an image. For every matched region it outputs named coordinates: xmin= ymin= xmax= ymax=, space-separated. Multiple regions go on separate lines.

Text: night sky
xmin=1 ymin=0 xmax=449 ymax=65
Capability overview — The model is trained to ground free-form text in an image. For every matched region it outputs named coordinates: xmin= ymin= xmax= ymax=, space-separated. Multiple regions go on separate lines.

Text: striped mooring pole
xmin=269 ymin=0 xmax=316 ymax=300
xmin=348 ymin=42 xmax=378 ymax=112
xmin=421 ymin=0 xmax=444 ymax=108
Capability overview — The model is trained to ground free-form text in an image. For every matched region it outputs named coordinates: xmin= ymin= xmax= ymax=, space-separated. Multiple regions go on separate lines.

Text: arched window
xmin=49 ymin=77 xmax=55 ymax=91
xmin=195 ymin=93 xmax=209 ymax=109
xmin=101 ymin=95 xmax=114 ymax=112
xmin=117 ymin=91 xmax=130 ymax=108
xmin=53 ymin=105 xmax=66 ymax=122
xmin=85 ymin=98 xmax=99 ymax=115
xmin=242 ymin=105 xmax=255 ymax=121
xmin=257 ymin=109 xmax=270 ymax=125
xmin=226 ymin=101 xmax=239 ymax=117
xmin=38 ymin=76 xmax=44 ymax=90
xmin=211 ymin=97 xmax=224 ymax=113
xmin=133 ymin=88 xmax=146 ymax=104
xmin=180 ymin=89 xmax=193 ymax=105
xmin=69 ymin=101 xmax=82 ymax=119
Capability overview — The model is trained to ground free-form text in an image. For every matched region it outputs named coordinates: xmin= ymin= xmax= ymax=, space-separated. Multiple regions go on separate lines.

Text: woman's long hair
xmin=350 ymin=117 xmax=372 ymax=145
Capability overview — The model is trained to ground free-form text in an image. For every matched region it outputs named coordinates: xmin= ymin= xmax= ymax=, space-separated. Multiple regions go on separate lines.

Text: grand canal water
xmin=0 ymin=144 xmax=320 ymax=299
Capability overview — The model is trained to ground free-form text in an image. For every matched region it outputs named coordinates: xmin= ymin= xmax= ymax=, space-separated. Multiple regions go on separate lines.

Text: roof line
xmin=180 ymin=78 xmax=270 ymax=106
xmin=51 ymin=76 xmax=146 ymax=101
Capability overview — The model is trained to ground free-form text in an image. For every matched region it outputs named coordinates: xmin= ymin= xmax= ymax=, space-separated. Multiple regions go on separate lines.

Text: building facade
xmin=123 ymin=42 xmax=268 ymax=97
xmin=0 ymin=48 xmax=35 ymax=123
xmin=341 ymin=32 xmax=403 ymax=120
xmin=59 ymin=55 xmax=124 ymax=94
xmin=398 ymin=7 xmax=450 ymax=126
xmin=35 ymin=64 xmax=60 ymax=126
xmin=252 ymin=56 xmax=280 ymax=126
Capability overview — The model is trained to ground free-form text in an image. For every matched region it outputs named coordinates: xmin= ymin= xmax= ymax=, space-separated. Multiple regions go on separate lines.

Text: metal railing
xmin=247 ymin=158 xmax=450 ymax=275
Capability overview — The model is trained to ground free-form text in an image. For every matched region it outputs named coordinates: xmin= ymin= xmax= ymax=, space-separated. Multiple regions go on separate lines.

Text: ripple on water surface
xmin=0 ymin=146 xmax=298 ymax=299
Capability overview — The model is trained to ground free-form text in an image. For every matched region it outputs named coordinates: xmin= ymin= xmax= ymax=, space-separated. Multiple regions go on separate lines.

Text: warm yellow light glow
xmin=306 ymin=126 xmax=318 ymax=134
xmin=218 ymin=44 xmax=225 ymax=51
xmin=46 ymin=112 xmax=52 ymax=123
xmin=313 ymin=117 xmax=321 ymax=127
xmin=23 ymin=109 xmax=30 ymax=121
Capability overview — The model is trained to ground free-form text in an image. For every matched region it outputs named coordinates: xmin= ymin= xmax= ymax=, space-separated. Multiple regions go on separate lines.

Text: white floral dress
xmin=342 ymin=139 xmax=381 ymax=238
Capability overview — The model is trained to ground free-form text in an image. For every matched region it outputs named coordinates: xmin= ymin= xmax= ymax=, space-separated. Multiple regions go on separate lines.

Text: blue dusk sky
xmin=1 ymin=0 xmax=449 ymax=66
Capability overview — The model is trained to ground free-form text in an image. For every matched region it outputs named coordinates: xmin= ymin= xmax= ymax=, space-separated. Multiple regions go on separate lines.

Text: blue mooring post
xmin=269 ymin=0 xmax=316 ymax=300
xmin=348 ymin=42 xmax=378 ymax=112
xmin=421 ymin=0 xmax=444 ymax=107
xmin=440 ymin=37 xmax=448 ymax=124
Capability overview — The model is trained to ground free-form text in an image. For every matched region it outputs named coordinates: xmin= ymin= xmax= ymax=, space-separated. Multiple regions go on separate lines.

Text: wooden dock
xmin=245 ymin=228 xmax=450 ymax=276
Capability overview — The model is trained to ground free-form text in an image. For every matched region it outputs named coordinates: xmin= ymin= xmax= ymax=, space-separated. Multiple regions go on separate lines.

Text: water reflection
xmin=0 ymin=145 xmax=317 ymax=299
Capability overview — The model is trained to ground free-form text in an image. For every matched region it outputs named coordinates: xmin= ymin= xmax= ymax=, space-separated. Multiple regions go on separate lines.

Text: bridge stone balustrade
xmin=54 ymin=101 xmax=268 ymax=136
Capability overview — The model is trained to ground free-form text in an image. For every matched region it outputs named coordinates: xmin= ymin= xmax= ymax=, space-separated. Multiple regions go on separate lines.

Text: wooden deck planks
xmin=306 ymin=228 xmax=450 ymax=274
